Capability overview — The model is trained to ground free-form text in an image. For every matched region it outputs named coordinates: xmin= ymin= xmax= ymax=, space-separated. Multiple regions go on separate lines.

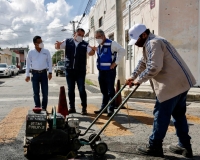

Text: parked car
xmin=9 ymin=65 xmax=19 ymax=76
xmin=22 ymin=65 xmax=26 ymax=73
xmin=54 ymin=65 xmax=57 ymax=73
xmin=0 ymin=63 xmax=12 ymax=77
xmin=56 ymin=61 xmax=65 ymax=77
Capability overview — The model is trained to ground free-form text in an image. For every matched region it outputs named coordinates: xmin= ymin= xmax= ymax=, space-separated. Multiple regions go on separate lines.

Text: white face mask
xmin=76 ymin=36 xmax=83 ymax=42
xmin=96 ymin=39 xmax=103 ymax=45
xmin=39 ymin=43 xmax=44 ymax=48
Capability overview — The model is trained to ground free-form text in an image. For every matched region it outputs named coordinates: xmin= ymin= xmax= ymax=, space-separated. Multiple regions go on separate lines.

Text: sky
xmin=0 ymin=0 xmax=96 ymax=55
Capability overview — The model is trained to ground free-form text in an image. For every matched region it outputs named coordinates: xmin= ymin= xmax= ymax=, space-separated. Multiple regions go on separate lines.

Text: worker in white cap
xmin=126 ymin=24 xmax=196 ymax=158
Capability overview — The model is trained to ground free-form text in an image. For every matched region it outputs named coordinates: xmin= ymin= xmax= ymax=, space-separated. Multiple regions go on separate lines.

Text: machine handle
xmin=53 ymin=106 xmax=57 ymax=129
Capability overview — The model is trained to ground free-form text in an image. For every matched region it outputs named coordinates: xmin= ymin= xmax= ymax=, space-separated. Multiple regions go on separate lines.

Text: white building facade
xmin=88 ymin=0 xmax=200 ymax=86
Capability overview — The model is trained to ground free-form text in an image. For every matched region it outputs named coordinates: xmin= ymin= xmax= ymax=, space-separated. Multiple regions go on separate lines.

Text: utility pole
xmin=56 ymin=52 xmax=57 ymax=64
xmin=70 ymin=21 xmax=78 ymax=35
xmin=128 ymin=0 xmax=132 ymax=75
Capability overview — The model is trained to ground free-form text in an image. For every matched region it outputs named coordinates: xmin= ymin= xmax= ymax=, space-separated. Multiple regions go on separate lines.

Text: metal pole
xmin=70 ymin=21 xmax=78 ymax=36
xmin=72 ymin=21 xmax=75 ymax=34
xmin=56 ymin=52 xmax=57 ymax=64
xmin=128 ymin=1 xmax=132 ymax=75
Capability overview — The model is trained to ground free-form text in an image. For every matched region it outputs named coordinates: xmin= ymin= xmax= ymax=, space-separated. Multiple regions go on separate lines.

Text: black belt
xmin=31 ymin=69 xmax=47 ymax=73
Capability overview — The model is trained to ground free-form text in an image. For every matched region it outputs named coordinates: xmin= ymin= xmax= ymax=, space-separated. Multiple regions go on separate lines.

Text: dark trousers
xmin=98 ymin=69 xmax=116 ymax=111
xmin=65 ymin=70 xmax=87 ymax=110
xmin=31 ymin=72 xmax=48 ymax=109
xmin=149 ymin=91 xmax=191 ymax=148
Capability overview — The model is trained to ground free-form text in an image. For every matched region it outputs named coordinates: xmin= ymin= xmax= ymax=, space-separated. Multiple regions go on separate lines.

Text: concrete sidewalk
xmin=86 ymin=73 xmax=200 ymax=102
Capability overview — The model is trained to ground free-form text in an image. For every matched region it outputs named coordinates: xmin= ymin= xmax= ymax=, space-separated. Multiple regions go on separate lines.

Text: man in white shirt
xmin=93 ymin=29 xmax=126 ymax=117
xmin=25 ymin=36 xmax=52 ymax=111
xmin=55 ymin=28 xmax=95 ymax=115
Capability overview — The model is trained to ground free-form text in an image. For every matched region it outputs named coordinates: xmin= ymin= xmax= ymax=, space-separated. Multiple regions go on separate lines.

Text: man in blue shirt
xmin=25 ymin=36 xmax=52 ymax=111
xmin=94 ymin=29 xmax=126 ymax=117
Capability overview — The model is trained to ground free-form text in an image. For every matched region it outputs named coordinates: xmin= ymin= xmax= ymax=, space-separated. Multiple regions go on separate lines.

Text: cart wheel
xmin=24 ymin=147 xmax=30 ymax=158
xmin=72 ymin=138 xmax=81 ymax=151
xmin=89 ymin=133 xmax=101 ymax=142
xmin=94 ymin=141 xmax=108 ymax=156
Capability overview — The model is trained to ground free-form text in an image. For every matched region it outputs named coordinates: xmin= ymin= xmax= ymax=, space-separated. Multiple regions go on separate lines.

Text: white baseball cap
xmin=128 ymin=24 xmax=147 ymax=45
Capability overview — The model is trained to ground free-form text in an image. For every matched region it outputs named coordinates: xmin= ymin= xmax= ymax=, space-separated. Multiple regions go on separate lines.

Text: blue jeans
xmin=149 ymin=91 xmax=191 ymax=148
xmin=31 ymin=72 xmax=48 ymax=109
xmin=98 ymin=69 xmax=116 ymax=112
xmin=65 ymin=70 xmax=87 ymax=110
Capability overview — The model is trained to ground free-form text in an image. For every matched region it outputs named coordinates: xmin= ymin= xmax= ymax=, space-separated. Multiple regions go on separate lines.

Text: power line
xmin=76 ymin=0 xmax=93 ymax=29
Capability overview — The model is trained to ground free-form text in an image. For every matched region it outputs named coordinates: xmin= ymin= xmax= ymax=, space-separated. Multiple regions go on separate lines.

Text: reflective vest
xmin=97 ymin=39 xmax=117 ymax=70
xmin=65 ymin=38 xmax=88 ymax=71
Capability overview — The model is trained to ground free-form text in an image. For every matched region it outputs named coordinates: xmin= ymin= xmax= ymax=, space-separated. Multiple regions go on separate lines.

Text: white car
xmin=56 ymin=61 xmax=65 ymax=77
xmin=0 ymin=63 xmax=12 ymax=77
xmin=22 ymin=65 xmax=26 ymax=73
xmin=54 ymin=65 xmax=57 ymax=73
xmin=9 ymin=65 xmax=19 ymax=76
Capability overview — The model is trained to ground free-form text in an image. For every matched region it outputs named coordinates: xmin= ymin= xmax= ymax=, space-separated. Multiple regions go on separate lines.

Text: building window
xmin=99 ymin=17 xmax=103 ymax=27
xmin=91 ymin=16 xmax=94 ymax=28
xmin=125 ymin=30 xmax=132 ymax=60
xmin=109 ymin=33 xmax=114 ymax=41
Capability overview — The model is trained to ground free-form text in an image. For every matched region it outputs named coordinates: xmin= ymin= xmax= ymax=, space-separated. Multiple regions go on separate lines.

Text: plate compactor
xmin=23 ymin=84 xmax=139 ymax=159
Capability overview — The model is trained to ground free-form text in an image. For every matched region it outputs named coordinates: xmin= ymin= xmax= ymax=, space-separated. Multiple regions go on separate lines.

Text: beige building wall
xmin=1 ymin=48 xmax=12 ymax=65
xmin=159 ymin=0 xmax=199 ymax=85
xmin=122 ymin=0 xmax=200 ymax=86
xmin=123 ymin=0 xmax=160 ymax=83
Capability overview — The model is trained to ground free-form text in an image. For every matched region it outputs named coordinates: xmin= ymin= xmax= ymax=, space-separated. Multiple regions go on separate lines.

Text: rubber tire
xmin=89 ymin=134 xmax=101 ymax=142
xmin=94 ymin=141 xmax=108 ymax=156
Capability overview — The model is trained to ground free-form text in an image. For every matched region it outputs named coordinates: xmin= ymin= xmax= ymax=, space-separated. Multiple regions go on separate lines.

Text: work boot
xmin=107 ymin=109 xmax=114 ymax=117
xmin=169 ymin=144 xmax=193 ymax=158
xmin=81 ymin=109 xmax=87 ymax=115
xmin=136 ymin=144 xmax=164 ymax=157
xmin=94 ymin=108 xmax=107 ymax=114
xmin=68 ymin=108 xmax=76 ymax=114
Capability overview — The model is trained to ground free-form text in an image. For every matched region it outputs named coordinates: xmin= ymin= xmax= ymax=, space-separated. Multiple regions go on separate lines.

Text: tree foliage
xmin=52 ymin=50 xmax=64 ymax=64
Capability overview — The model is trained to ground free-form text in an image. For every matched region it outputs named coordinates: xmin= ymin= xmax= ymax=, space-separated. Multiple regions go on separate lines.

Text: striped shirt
xmin=131 ymin=33 xmax=196 ymax=102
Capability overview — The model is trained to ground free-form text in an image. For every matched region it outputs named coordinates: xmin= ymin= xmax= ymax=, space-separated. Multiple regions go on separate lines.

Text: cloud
xmin=0 ymin=0 xmax=89 ymax=56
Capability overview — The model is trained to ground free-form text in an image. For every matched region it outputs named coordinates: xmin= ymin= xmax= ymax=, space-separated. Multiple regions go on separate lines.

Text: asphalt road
xmin=0 ymin=73 xmax=200 ymax=160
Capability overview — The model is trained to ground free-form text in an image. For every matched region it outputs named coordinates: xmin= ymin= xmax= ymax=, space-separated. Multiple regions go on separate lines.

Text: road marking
xmin=120 ymin=105 xmax=175 ymax=132
xmin=0 ymin=96 xmax=102 ymax=102
xmin=79 ymin=104 xmax=133 ymax=137
xmin=0 ymin=107 xmax=29 ymax=143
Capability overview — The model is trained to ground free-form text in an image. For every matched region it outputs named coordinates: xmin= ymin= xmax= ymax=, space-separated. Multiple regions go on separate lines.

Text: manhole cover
xmin=85 ymin=85 xmax=101 ymax=93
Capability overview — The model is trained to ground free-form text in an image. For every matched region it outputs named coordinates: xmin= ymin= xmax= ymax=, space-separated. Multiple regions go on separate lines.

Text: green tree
xmin=52 ymin=50 xmax=64 ymax=64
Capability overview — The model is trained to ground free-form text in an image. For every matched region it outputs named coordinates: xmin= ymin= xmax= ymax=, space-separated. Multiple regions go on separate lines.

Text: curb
xmin=122 ymin=89 xmax=200 ymax=102
xmin=86 ymin=78 xmax=100 ymax=87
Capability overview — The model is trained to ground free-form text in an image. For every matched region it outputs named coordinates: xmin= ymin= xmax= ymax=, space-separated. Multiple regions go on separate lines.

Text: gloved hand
xmin=125 ymin=77 xmax=134 ymax=87
xmin=125 ymin=78 xmax=140 ymax=88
